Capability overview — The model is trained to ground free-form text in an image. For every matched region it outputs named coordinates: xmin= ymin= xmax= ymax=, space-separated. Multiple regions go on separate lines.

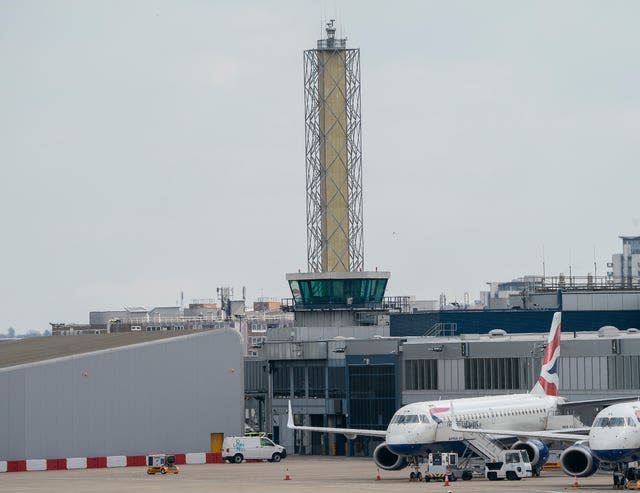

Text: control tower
xmin=303 ymin=20 xmax=363 ymax=273
xmin=285 ymin=21 xmax=389 ymax=328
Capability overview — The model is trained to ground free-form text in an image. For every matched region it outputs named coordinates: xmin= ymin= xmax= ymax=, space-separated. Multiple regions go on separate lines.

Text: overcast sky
xmin=1 ymin=1 xmax=639 ymax=333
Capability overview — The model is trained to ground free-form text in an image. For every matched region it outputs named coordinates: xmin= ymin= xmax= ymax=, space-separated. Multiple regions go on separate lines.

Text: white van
xmin=222 ymin=436 xmax=287 ymax=464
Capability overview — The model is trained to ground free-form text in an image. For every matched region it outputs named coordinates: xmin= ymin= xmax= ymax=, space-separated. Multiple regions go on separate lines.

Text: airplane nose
xmin=386 ymin=424 xmax=436 ymax=456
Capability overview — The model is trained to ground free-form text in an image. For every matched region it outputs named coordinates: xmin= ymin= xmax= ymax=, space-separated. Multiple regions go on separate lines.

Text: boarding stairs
xmin=463 ymin=432 xmax=505 ymax=462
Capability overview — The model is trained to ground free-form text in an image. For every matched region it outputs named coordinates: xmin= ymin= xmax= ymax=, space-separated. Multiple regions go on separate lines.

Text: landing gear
xmin=613 ymin=463 xmax=627 ymax=490
xmin=408 ymin=456 xmax=424 ymax=481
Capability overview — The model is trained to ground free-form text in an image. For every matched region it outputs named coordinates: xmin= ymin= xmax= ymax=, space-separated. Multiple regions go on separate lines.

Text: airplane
xmin=287 ymin=312 xmax=630 ymax=479
xmin=452 ymin=400 xmax=640 ymax=488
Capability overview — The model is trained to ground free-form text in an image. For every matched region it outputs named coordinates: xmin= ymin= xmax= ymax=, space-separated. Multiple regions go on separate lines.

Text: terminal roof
xmin=0 ymin=331 xmax=205 ymax=369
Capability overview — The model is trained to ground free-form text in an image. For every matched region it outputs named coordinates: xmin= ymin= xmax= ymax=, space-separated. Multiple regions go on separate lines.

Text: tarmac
xmin=0 ymin=456 xmax=620 ymax=492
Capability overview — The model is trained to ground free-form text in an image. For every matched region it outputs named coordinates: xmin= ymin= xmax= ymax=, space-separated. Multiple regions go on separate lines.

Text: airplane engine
xmin=511 ymin=438 xmax=549 ymax=471
xmin=560 ymin=444 xmax=600 ymax=478
xmin=373 ymin=443 xmax=408 ymax=471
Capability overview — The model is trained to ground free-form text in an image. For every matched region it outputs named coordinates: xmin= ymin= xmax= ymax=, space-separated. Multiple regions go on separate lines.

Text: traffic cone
xmin=443 ymin=473 xmax=450 ymax=487
xmin=375 ymin=468 xmax=382 ymax=481
xmin=572 ymin=474 xmax=579 ymax=487
xmin=283 ymin=468 xmax=291 ymax=481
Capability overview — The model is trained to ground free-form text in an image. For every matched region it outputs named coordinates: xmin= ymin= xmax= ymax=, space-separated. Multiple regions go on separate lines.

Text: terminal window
xmin=404 ymin=360 xmax=438 ymax=390
xmin=464 ymin=357 xmax=521 ymax=390
xmin=608 ymin=355 xmax=640 ymax=390
xmin=290 ymin=278 xmax=387 ymax=306
xmin=349 ymin=364 xmax=396 ymax=429
xmin=328 ymin=366 xmax=346 ymax=398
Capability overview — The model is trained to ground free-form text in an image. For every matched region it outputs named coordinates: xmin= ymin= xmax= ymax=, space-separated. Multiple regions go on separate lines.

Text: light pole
xmin=529 ymin=342 xmax=546 ymax=387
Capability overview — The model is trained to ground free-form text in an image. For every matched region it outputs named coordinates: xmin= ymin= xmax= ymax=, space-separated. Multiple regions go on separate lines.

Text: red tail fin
xmin=531 ymin=312 xmax=561 ymax=396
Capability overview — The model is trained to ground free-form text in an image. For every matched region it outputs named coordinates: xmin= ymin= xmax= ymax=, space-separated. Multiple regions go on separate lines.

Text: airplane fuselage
xmin=385 ymin=393 xmax=562 ymax=456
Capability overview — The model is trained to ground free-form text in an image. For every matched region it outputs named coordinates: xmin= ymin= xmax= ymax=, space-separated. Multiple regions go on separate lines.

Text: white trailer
xmin=422 ymin=452 xmax=474 ymax=482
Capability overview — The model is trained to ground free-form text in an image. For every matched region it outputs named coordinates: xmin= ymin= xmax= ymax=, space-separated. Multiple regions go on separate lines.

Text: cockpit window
xmin=391 ymin=414 xmax=421 ymax=424
xmin=594 ymin=417 xmax=626 ymax=427
xmin=627 ymin=417 xmax=637 ymax=427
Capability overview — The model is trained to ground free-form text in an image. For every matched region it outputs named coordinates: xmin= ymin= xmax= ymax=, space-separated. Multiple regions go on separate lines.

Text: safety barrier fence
xmin=0 ymin=452 xmax=224 ymax=473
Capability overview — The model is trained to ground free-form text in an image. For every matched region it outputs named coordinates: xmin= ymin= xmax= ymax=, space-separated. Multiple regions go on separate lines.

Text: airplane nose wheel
xmin=408 ymin=457 xmax=424 ymax=481
xmin=409 ymin=471 xmax=423 ymax=481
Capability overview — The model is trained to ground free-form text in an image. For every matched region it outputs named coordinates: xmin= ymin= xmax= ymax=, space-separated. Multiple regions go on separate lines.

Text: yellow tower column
xmin=319 ymin=48 xmax=349 ymax=272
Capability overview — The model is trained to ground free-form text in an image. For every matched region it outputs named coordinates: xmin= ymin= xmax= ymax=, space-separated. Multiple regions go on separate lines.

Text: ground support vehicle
xmin=420 ymin=452 xmax=473 ymax=482
xmin=146 ymin=454 xmax=179 ymax=475
xmin=485 ymin=450 xmax=531 ymax=481
xmin=222 ymin=436 xmax=287 ymax=464
xmin=618 ymin=465 xmax=640 ymax=489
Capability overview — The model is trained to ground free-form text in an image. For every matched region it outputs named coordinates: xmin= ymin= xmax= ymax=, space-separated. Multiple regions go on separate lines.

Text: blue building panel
xmin=390 ymin=309 xmax=640 ymax=337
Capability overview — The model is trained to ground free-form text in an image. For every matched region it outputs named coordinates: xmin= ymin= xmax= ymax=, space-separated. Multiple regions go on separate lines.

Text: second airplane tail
xmin=530 ymin=311 xmax=561 ymax=396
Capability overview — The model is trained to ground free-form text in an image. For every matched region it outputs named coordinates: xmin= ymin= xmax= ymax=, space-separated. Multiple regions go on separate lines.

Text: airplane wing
xmin=450 ymin=423 xmax=588 ymax=442
xmin=546 ymin=426 xmax=592 ymax=434
xmin=286 ymin=401 xmax=387 ymax=439
xmin=559 ymin=396 xmax=640 ymax=412
xmin=449 ymin=401 xmax=587 ymax=442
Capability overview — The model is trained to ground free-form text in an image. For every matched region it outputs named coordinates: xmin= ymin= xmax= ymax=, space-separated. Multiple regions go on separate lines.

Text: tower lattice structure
xmin=303 ymin=20 xmax=364 ymax=273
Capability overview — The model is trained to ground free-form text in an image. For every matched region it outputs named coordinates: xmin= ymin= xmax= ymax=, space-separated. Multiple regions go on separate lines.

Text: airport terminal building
xmin=247 ymin=296 xmax=640 ymax=457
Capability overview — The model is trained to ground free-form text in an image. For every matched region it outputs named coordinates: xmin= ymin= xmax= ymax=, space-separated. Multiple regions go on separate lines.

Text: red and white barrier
xmin=26 ymin=459 xmax=47 ymax=471
xmin=107 ymin=455 xmax=126 ymax=468
xmin=186 ymin=452 xmax=206 ymax=464
xmin=67 ymin=457 xmax=87 ymax=469
xmin=0 ymin=452 xmax=223 ymax=473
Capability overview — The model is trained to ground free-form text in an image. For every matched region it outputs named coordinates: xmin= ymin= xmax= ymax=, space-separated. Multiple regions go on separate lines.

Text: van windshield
xmin=261 ymin=437 xmax=275 ymax=446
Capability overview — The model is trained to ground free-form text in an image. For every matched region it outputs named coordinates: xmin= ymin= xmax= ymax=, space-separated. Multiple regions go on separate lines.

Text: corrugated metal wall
xmin=0 ymin=329 xmax=244 ymax=460
xmin=245 ymin=358 xmax=267 ymax=394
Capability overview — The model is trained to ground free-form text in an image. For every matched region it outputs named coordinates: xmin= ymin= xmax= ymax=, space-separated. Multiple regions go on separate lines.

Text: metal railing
xmin=382 ymin=296 xmax=412 ymax=313
xmin=535 ymin=275 xmax=640 ymax=291
xmin=423 ymin=323 xmax=458 ymax=337
xmin=316 ymin=38 xmax=347 ymax=50
xmin=280 ymin=298 xmax=386 ymax=311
